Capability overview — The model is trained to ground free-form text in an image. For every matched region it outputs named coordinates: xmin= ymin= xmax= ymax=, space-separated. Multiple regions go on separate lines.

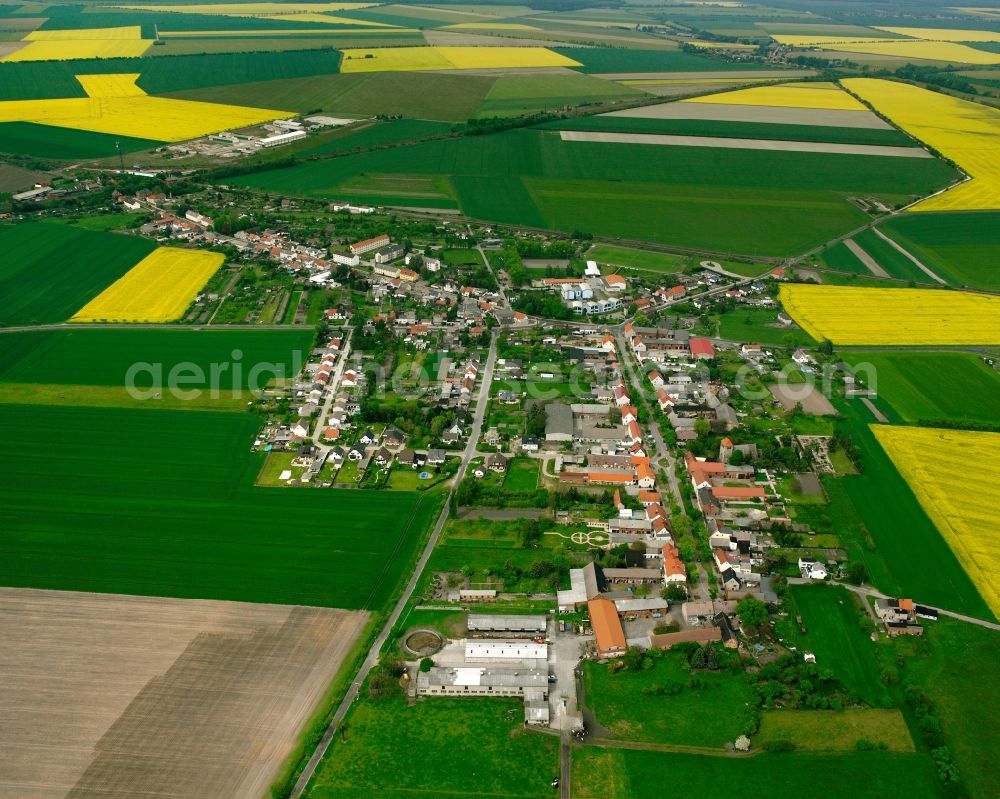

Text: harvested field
xmin=0 ymin=587 xmax=367 ymax=799
xmin=770 ymin=383 xmax=837 ymax=415
xmin=557 ymin=129 xmax=927 ymax=157
xmin=603 ymin=101 xmax=891 ymax=128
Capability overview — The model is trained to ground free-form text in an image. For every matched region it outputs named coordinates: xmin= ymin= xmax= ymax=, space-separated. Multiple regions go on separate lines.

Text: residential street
xmin=289 ymin=331 xmax=498 ymax=799
xmin=311 ymin=328 xmax=352 ymax=449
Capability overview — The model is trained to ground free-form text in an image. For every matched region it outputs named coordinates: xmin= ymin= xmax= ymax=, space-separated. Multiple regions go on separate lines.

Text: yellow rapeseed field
xmin=3 ymin=39 xmax=152 ymax=62
xmin=76 ymin=73 xmax=146 ymax=98
xmin=842 ymin=78 xmax=1000 ymax=211
xmin=686 ymin=41 xmax=758 ymax=50
xmin=3 ymin=25 xmax=151 ymax=63
xmin=72 ymin=248 xmax=225 ymax=323
xmin=771 ymin=34 xmax=894 ymax=46
xmin=25 ymin=26 xmax=143 ymax=40
xmin=683 ymin=81 xmax=868 ymax=111
xmin=873 ymin=425 xmax=1000 ymax=617
xmin=833 ymin=39 xmax=1000 ymax=64
xmin=873 ymin=26 xmax=1000 ymax=42
xmin=778 ymin=285 xmax=1000 ymax=345
xmin=773 ymin=31 xmax=1000 ymax=64
xmin=113 ymin=3 xmax=375 ymax=15
xmin=339 ymin=46 xmax=581 ymax=73
xmin=0 ymin=73 xmax=290 ymax=141
xmin=159 ymin=28 xmax=413 ymax=36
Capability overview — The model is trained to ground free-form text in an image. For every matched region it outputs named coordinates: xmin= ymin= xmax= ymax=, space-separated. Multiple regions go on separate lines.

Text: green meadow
xmin=169 ymin=71 xmax=495 ymax=122
xmin=0 ymin=222 xmax=156 ymax=326
xmin=831 ymin=400 xmax=992 ymax=620
xmin=583 ymin=654 xmax=756 ymax=748
xmin=0 ymin=404 xmax=440 ymax=610
xmin=878 ymin=211 xmax=1000 ymax=292
xmin=0 ymin=122 xmax=161 ymax=159
xmin=572 ymin=748 xmax=944 ymax=799
xmin=843 ymin=351 xmax=1000 ymax=426
xmin=896 ymin=617 xmax=1000 ymax=799
xmin=544 ymin=115 xmax=915 ymax=146
xmin=0 ymin=327 xmax=314 ymax=397
xmin=787 ymin=585 xmax=890 ymax=708
xmin=233 ymin=128 xmax=955 ymax=256
xmin=305 ymin=697 xmax=558 ymax=799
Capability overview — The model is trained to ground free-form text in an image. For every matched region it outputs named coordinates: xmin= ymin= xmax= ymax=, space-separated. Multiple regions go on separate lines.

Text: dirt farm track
xmin=0 ymin=588 xmax=367 ymax=799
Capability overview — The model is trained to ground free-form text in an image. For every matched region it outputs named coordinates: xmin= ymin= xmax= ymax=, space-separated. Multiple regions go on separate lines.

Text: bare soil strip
xmin=0 ymin=588 xmax=367 ymax=799
xmin=604 ymin=101 xmax=892 ymax=129
xmin=871 ymin=227 xmax=947 ymax=284
xmin=558 ymin=129 xmax=929 ymax=157
xmin=769 ymin=383 xmax=837 ymax=416
xmin=844 ymin=238 xmax=891 ymax=277
xmin=861 ymin=397 xmax=890 ymax=423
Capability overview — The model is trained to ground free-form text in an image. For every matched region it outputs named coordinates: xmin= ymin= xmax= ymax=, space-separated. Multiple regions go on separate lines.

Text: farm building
xmin=467 ymin=615 xmax=548 ymax=637
xmin=588 ymin=597 xmax=627 ymax=659
xmin=464 ymin=641 xmax=547 ymax=664
xmin=416 ymin=667 xmax=550 ymax=724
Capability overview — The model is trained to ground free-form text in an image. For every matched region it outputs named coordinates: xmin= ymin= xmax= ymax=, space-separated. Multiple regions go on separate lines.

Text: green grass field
xmin=756 ymin=709 xmax=914 ymax=751
xmin=572 ymin=748 xmax=944 ymax=799
xmin=0 ymin=404 xmax=439 ymax=610
xmin=0 ymin=222 xmax=156 ymax=326
xmin=586 ymin=243 xmax=687 ymax=273
xmin=0 ymin=122 xmax=160 ymax=159
xmin=843 ymin=351 xmax=1000 ymax=426
xmin=583 ymin=654 xmax=756 ymax=747
xmin=299 ymin=119 xmax=455 ymax=156
xmin=787 ymin=585 xmax=890 ymax=707
xmin=0 ymin=48 xmax=341 ymax=102
xmin=233 ymin=128 xmax=955 ymax=256
xmin=476 ymin=73 xmax=643 ymax=117
xmin=168 ymin=71 xmax=494 ymax=121
xmin=819 ymin=240 xmax=874 ymax=275
xmin=718 ymin=307 xmax=815 ymax=346
xmin=543 ymin=115 xmax=915 ymax=146
xmin=304 ymin=697 xmax=558 ymax=799
xmin=877 ymin=211 xmax=1000 ymax=291
xmin=832 ymin=399 xmax=993 ymax=619
xmin=503 ymin=457 xmax=540 ymax=492
xmin=0 ymin=328 xmax=314 ymax=395
xmin=554 ymin=46 xmax=775 ymax=74
xmin=850 ymin=229 xmax=935 ymax=283
xmin=896 ymin=617 xmax=1000 ymax=799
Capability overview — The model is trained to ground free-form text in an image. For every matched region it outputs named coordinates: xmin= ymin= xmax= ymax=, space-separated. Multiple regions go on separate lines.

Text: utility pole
xmin=115 ymin=140 xmax=124 ymax=171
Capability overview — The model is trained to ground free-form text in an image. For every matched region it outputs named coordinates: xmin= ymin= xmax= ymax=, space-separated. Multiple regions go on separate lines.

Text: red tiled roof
xmin=689 ymin=337 xmax=715 ymax=358
xmin=711 ymin=486 xmax=765 ymax=500
xmin=589 ymin=597 xmax=626 ymax=656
